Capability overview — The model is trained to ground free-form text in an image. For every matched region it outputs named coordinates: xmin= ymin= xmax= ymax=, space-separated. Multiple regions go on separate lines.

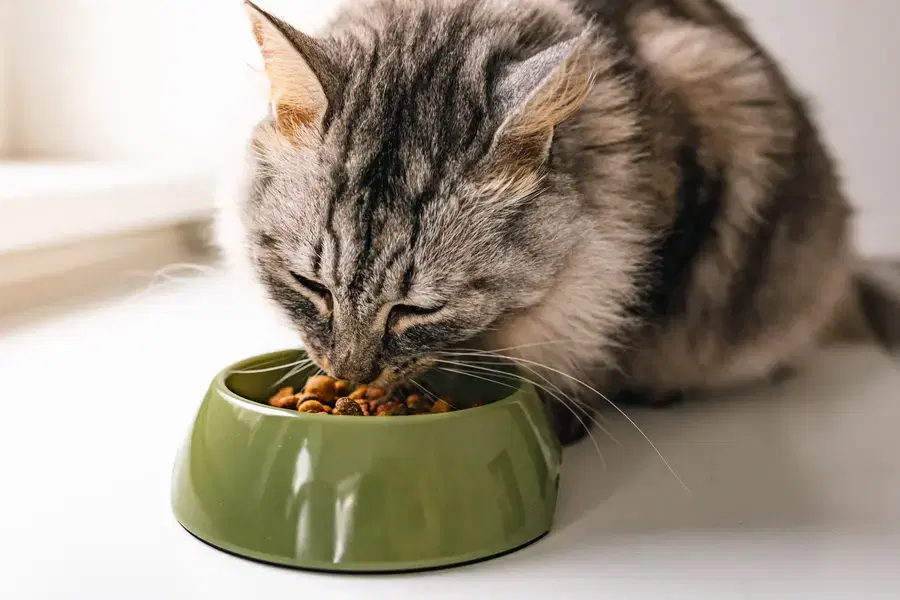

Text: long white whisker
xmin=436 ymin=359 xmax=620 ymax=447
xmin=229 ymin=359 xmax=312 ymax=375
xmin=409 ymin=379 xmax=440 ymax=403
xmin=436 ymin=366 xmax=606 ymax=468
xmin=462 ymin=338 xmax=599 ymax=354
xmin=271 ymin=361 xmax=317 ymax=389
xmin=435 ymin=355 xmax=620 ymax=431
xmin=439 ymin=350 xmax=689 ymax=492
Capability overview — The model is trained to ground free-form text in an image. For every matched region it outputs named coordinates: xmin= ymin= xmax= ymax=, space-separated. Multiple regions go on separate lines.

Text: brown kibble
xmin=267 ymin=375 xmax=467 ymax=416
xmin=333 ymin=397 xmax=365 ymax=416
xmin=365 ymin=387 xmax=386 ymax=400
xmin=376 ymin=401 xmax=409 ymax=416
xmin=268 ymin=386 xmax=298 ymax=409
xmin=430 ymin=399 xmax=453 ymax=413
xmin=304 ymin=376 xmax=336 ymax=403
xmin=348 ymin=386 xmax=368 ymax=400
xmin=405 ymin=394 xmax=431 ymax=414
xmin=297 ymin=399 xmax=329 ymax=413
xmin=297 ymin=392 xmax=324 ymax=404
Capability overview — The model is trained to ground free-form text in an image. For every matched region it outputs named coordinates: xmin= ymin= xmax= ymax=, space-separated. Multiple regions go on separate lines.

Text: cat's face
xmin=241 ymin=1 xmax=593 ymax=385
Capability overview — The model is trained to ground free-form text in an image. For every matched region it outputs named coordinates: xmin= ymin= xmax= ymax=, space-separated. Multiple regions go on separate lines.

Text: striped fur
xmin=220 ymin=0 xmax=897 ymax=443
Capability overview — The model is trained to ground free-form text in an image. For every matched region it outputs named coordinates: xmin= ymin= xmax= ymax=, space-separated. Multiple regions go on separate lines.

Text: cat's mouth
xmin=368 ymin=358 xmax=437 ymax=395
xmin=304 ymin=347 xmax=435 ymax=396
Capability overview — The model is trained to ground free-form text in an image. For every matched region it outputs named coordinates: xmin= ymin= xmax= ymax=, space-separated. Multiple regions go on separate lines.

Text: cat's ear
xmin=244 ymin=1 xmax=333 ymax=145
xmin=493 ymin=33 xmax=595 ymax=162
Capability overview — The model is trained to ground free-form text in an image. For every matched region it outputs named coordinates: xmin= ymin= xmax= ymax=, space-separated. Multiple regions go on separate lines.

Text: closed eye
xmin=289 ymin=271 xmax=333 ymax=312
xmin=387 ymin=303 xmax=445 ymax=330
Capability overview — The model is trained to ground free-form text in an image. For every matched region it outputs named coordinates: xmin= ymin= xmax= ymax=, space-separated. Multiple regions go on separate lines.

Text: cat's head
xmin=240 ymin=0 xmax=596 ymax=385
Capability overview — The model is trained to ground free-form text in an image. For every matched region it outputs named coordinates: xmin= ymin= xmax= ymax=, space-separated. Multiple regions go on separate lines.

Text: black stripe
xmin=371 ymin=244 xmax=407 ymax=291
xmin=400 ymin=262 xmax=416 ymax=297
xmin=311 ymin=238 xmax=323 ymax=277
xmin=324 ymin=167 xmax=344 ymax=286
xmin=722 ymin=109 xmax=805 ymax=342
xmin=257 ymin=233 xmax=278 ymax=250
xmin=326 ymin=39 xmax=384 ymax=286
xmin=634 ymin=140 xmax=723 ymax=322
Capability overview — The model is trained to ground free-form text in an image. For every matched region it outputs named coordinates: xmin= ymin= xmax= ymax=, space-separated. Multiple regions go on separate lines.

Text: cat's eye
xmin=388 ymin=303 xmax=445 ymax=330
xmin=289 ymin=271 xmax=333 ymax=312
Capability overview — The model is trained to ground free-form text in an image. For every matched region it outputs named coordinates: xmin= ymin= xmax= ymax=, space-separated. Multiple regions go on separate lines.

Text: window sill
xmin=0 ymin=161 xmax=217 ymax=254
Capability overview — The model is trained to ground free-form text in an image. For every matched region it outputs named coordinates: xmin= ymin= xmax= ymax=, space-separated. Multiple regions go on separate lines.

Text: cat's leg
xmin=614 ymin=388 xmax=685 ymax=409
xmin=541 ymin=386 xmax=684 ymax=446
xmin=768 ymin=364 xmax=798 ymax=385
xmin=539 ymin=390 xmax=590 ymax=446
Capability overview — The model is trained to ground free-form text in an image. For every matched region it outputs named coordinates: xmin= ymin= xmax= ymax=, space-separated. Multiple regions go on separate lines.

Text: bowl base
xmin=178 ymin=523 xmax=548 ymax=575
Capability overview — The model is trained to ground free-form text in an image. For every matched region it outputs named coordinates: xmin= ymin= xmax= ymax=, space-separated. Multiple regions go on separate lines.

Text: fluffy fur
xmin=219 ymin=0 xmax=899 ymax=444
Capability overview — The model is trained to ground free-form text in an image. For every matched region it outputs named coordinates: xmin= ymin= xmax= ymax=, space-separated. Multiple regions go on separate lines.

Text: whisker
xmin=437 ymin=366 xmax=606 ymax=467
xmin=436 ymin=355 xmax=620 ymax=427
xmin=229 ymin=358 xmax=312 ymax=375
xmin=409 ymin=379 xmax=440 ymax=403
xmin=436 ymin=355 xmax=618 ymax=425
xmin=464 ymin=338 xmax=599 ymax=354
xmin=439 ymin=349 xmax=689 ymax=492
xmin=436 ymin=358 xmax=620 ymax=447
xmin=271 ymin=361 xmax=317 ymax=389
xmin=409 ymin=378 xmax=459 ymax=409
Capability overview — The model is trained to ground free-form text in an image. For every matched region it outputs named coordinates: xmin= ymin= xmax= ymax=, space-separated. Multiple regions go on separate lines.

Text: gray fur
xmin=225 ymin=0 xmax=899 ymax=441
xmin=855 ymin=261 xmax=900 ymax=351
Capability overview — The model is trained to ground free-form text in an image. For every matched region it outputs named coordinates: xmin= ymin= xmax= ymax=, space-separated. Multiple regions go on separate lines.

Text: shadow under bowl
xmin=171 ymin=350 xmax=563 ymax=573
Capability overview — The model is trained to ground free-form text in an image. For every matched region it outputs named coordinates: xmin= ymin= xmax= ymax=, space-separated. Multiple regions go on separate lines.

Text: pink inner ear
xmin=273 ymin=99 xmax=320 ymax=139
xmin=247 ymin=3 xmax=328 ymax=145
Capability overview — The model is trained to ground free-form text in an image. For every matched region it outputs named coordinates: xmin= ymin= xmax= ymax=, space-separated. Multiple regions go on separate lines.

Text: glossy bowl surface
xmin=171 ymin=350 xmax=562 ymax=572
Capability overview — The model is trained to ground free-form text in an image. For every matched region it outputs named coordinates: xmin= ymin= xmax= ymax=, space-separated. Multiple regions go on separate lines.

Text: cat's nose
xmin=329 ymin=356 xmax=381 ymax=384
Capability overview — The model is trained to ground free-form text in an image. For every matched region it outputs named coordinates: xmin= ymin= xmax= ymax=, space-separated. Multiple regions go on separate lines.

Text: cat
xmin=218 ymin=0 xmax=900 ymax=444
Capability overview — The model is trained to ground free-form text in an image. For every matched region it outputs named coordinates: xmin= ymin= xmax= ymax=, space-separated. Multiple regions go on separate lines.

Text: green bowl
xmin=171 ymin=350 xmax=562 ymax=572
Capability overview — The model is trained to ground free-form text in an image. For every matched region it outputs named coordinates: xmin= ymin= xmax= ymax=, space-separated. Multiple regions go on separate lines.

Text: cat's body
xmin=220 ymin=0 xmax=899 ymax=443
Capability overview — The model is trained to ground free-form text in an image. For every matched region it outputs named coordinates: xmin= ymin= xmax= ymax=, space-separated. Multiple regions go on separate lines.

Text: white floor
xmin=2 ymin=272 xmax=899 ymax=599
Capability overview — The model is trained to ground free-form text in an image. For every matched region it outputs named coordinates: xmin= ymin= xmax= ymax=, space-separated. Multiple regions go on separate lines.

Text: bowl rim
xmin=214 ymin=349 xmax=537 ymax=424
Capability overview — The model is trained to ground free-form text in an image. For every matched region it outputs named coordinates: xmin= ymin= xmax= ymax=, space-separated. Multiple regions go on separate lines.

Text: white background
xmin=0 ymin=0 xmax=11 ymax=154
xmin=2 ymin=0 xmax=898 ymax=254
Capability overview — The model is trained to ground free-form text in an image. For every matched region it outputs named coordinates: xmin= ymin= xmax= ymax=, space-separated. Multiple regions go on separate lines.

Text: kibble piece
xmin=297 ymin=399 xmax=330 ymax=413
xmin=296 ymin=392 xmax=325 ymax=405
xmin=348 ymin=386 xmax=368 ymax=401
xmin=333 ymin=380 xmax=351 ymax=396
xmin=376 ymin=401 xmax=410 ymax=416
xmin=304 ymin=376 xmax=336 ymax=404
xmin=365 ymin=387 xmax=386 ymax=400
xmin=430 ymin=399 xmax=453 ymax=413
xmin=405 ymin=394 xmax=431 ymax=414
xmin=268 ymin=386 xmax=298 ymax=409
xmin=266 ymin=375 xmax=469 ymax=417
xmin=333 ymin=397 xmax=365 ymax=416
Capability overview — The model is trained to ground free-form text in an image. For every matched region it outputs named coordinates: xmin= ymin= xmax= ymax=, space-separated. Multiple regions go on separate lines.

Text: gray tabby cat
xmin=220 ymin=0 xmax=900 ymax=444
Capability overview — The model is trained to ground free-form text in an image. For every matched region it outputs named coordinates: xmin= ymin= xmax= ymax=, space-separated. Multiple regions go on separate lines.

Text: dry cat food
xmin=266 ymin=375 xmax=477 ymax=416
